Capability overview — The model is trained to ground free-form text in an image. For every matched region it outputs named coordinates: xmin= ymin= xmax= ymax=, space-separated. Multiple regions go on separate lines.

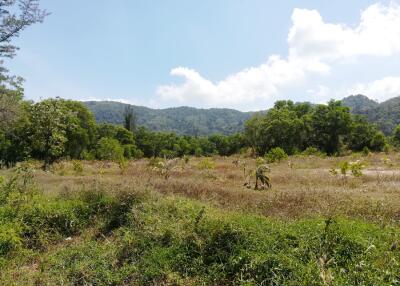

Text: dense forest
xmin=85 ymin=101 xmax=253 ymax=136
xmin=86 ymin=94 xmax=400 ymax=137
xmin=342 ymin=94 xmax=400 ymax=135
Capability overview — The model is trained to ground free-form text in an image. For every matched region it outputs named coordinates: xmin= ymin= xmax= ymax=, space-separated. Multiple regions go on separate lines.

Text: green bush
xmin=0 ymin=223 xmax=22 ymax=256
xmin=72 ymin=160 xmax=83 ymax=175
xmin=197 ymin=158 xmax=215 ymax=170
xmin=265 ymin=147 xmax=288 ymax=163
xmin=302 ymin=146 xmax=323 ymax=156
xmin=96 ymin=137 xmax=124 ymax=161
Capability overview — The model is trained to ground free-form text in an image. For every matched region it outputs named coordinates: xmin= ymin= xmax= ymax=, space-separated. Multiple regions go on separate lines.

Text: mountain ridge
xmin=342 ymin=94 xmax=400 ymax=135
xmin=85 ymin=95 xmax=400 ymax=136
xmin=84 ymin=101 xmax=255 ymax=136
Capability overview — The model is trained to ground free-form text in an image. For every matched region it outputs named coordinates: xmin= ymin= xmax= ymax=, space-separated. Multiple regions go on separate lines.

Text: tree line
xmin=245 ymin=100 xmax=389 ymax=156
xmin=2 ymin=95 xmax=400 ymax=169
xmin=0 ymin=97 xmax=248 ymax=168
xmin=1 ymin=0 xmax=400 ymax=169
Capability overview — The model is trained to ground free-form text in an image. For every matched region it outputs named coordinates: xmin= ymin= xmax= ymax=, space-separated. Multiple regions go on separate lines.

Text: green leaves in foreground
xmin=0 ymin=169 xmax=399 ymax=285
xmin=2 ymin=186 xmax=400 ymax=285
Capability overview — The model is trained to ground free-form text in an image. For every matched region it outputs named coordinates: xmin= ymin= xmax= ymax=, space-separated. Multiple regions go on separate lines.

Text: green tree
xmin=29 ymin=99 xmax=71 ymax=169
xmin=245 ymin=101 xmax=307 ymax=155
xmin=96 ymin=137 xmax=124 ymax=161
xmin=310 ymin=100 xmax=352 ymax=155
xmin=392 ymin=124 xmax=400 ymax=146
xmin=347 ymin=115 xmax=385 ymax=151
xmin=62 ymin=100 xmax=97 ymax=159
xmin=123 ymin=105 xmax=136 ymax=133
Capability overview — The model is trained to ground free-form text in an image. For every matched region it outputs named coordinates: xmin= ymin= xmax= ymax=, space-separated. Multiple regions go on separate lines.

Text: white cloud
xmin=157 ymin=2 xmax=400 ymax=110
xmin=157 ymin=56 xmax=322 ymax=108
xmin=307 ymin=85 xmax=332 ymax=104
xmin=348 ymin=76 xmax=400 ymax=102
xmin=288 ymin=3 xmax=400 ymax=62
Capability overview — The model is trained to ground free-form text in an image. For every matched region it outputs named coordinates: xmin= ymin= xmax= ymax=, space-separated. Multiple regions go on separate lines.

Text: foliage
xmin=96 ymin=137 xmax=124 ymax=161
xmin=255 ymin=164 xmax=271 ymax=190
xmin=245 ymin=101 xmax=307 ymax=155
xmin=343 ymin=94 xmax=400 ymax=135
xmin=151 ymin=158 xmax=181 ymax=180
xmin=28 ymin=99 xmax=71 ymax=168
xmin=265 ymin=147 xmax=288 ymax=163
xmin=332 ymin=160 xmax=365 ymax=178
xmin=0 ymin=0 xmax=48 ymax=59
xmin=123 ymin=105 xmax=137 ymax=133
xmin=85 ymin=101 xmax=253 ymax=136
xmin=392 ymin=124 xmax=400 ymax=146
xmin=347 ymin=115 xmax=385 ymax=152
xmin=197 ymin=158 xmax=215 ymax=171
xmin=310 ymin=100 xmax=352 ymax=155
xmin=72 ymin=160 xmax=83 ymax=176
xmin=2 ymin=178 xmax=400 ymax=285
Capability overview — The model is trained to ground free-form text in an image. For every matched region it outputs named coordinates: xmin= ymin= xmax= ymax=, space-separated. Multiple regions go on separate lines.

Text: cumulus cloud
xmin=157 ymin=56 xmax=321 ymax=107
xmin=288 ymin=3 xmax=400 ymax=61
xmin=157 ymin=2 xmax=400 ymax=110
xmin=348 ymin=76 xmax=400 ymax=102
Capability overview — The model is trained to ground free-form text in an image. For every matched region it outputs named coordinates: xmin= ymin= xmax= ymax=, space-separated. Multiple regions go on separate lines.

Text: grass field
xmin=1 ymin=153 xmax=400 ymax=285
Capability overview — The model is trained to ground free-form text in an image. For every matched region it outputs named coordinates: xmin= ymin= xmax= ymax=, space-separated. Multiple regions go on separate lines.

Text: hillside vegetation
xmin=86 ymin=94 xmax=400 ymax=136
xmin=342 ymin=95 xmax=400 ymax=135
xmin=85 ymin=101 xmax=253 ymax=136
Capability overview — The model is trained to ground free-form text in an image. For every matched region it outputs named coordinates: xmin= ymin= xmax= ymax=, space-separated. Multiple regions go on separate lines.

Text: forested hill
xmin=342 ymin=95 xmax=400 ymax=135
xmin=86 ymin=95 xmax=400 ymax=136
xmin=84 ymin=101 xmax=254 ymax=136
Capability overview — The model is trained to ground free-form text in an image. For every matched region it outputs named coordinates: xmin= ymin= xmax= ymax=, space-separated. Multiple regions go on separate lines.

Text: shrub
xmin=362 ymin=146 xmax=370 ymax=156
xmin=0 ymin=223 xmax=22 ymax=256
xmin=96 ymin=138 xmax=124 ymax=161
xmin=333 ymin=160 xmax=365 ymax=178
xmin=72 ymin=160 xmax=83 ymax=175
xmin=197 ymin=158 xmax=215 ymax=171
xmin=265 ymin=147 xmax=288 ymax=163
xmin=302 ymin=147 xmax=322 ymax=156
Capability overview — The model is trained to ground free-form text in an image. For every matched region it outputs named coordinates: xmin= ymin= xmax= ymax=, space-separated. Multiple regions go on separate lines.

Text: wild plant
xmin=118 ymin=159 xmax=128 ymax=175
xmin=72 ymin=160 xmax=84 ymax=176
xmin=152 ymin=157 xmax=181 ymax=180
xmin=197 ymin=158 xmax=215 ymax=171
xmin=330 ymin=160 xmax=365 ymax=180
xmin=254 ymin=164 xmax=271 ymax=190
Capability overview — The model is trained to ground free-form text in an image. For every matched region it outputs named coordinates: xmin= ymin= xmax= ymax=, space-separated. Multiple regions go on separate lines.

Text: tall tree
xmin=0 ymin=0 xmax=47 ymax=156
xmin=29 ymin=99 xmax=72 ymax=169
xmin=310 ymin=100 xmax=352 ymax=155
xmin=124 ymin=105 xmax=136 ymax=133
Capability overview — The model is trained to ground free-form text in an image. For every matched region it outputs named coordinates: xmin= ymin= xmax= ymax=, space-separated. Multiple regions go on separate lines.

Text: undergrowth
xmin=1 ymin=168 xmax=400 ymax=285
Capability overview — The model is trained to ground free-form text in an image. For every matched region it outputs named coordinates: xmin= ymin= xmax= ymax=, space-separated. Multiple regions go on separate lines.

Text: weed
xmin=72 ymin=160 xmax=83 ymax=175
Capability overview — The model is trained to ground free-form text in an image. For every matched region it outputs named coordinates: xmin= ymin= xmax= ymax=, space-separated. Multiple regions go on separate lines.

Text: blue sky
xmin=6 ymin=0 xmax=400 ymax=111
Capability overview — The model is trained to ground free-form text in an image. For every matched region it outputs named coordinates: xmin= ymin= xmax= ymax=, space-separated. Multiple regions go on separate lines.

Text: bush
xmin=302 ymin=146 xmax=323 ymax=156
xmin=197 ymin=158 xmax=215 ymax=171
xmin=362 ymin=146 xmax=370 ymax=156
xmin=72 ymin=160 xmax=83 ymax=175
xmin=96 ymin=138 xmax=124 ymax=161
xmin=265 ymin=147 xmax=288 ymax=163
xmin=0 ymin=223 xmax=22 ymax=256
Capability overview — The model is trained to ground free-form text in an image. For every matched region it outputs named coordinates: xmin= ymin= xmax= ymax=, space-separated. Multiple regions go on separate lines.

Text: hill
xmin=84 ymin=101 xmax=253 ymax=136
xmin=342 ymin=94 xmax=400 ymax=135
xmin=341 ymin=94 xmax=379 ymax=114
xmin=86 ymin=95 xmax=400 ymax=136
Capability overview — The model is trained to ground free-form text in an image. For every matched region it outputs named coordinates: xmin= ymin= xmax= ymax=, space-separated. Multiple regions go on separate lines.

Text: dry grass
xmin=2 ymin=152 xmax=400 ymax=222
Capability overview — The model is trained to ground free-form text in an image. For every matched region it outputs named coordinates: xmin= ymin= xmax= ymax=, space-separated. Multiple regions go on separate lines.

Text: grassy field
xmin=1 ymin=153 xmax=400 ymax=285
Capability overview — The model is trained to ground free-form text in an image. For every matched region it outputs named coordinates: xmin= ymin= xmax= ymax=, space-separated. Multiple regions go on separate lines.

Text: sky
xmin=6 ymin=0 xmax=400 ymax=111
